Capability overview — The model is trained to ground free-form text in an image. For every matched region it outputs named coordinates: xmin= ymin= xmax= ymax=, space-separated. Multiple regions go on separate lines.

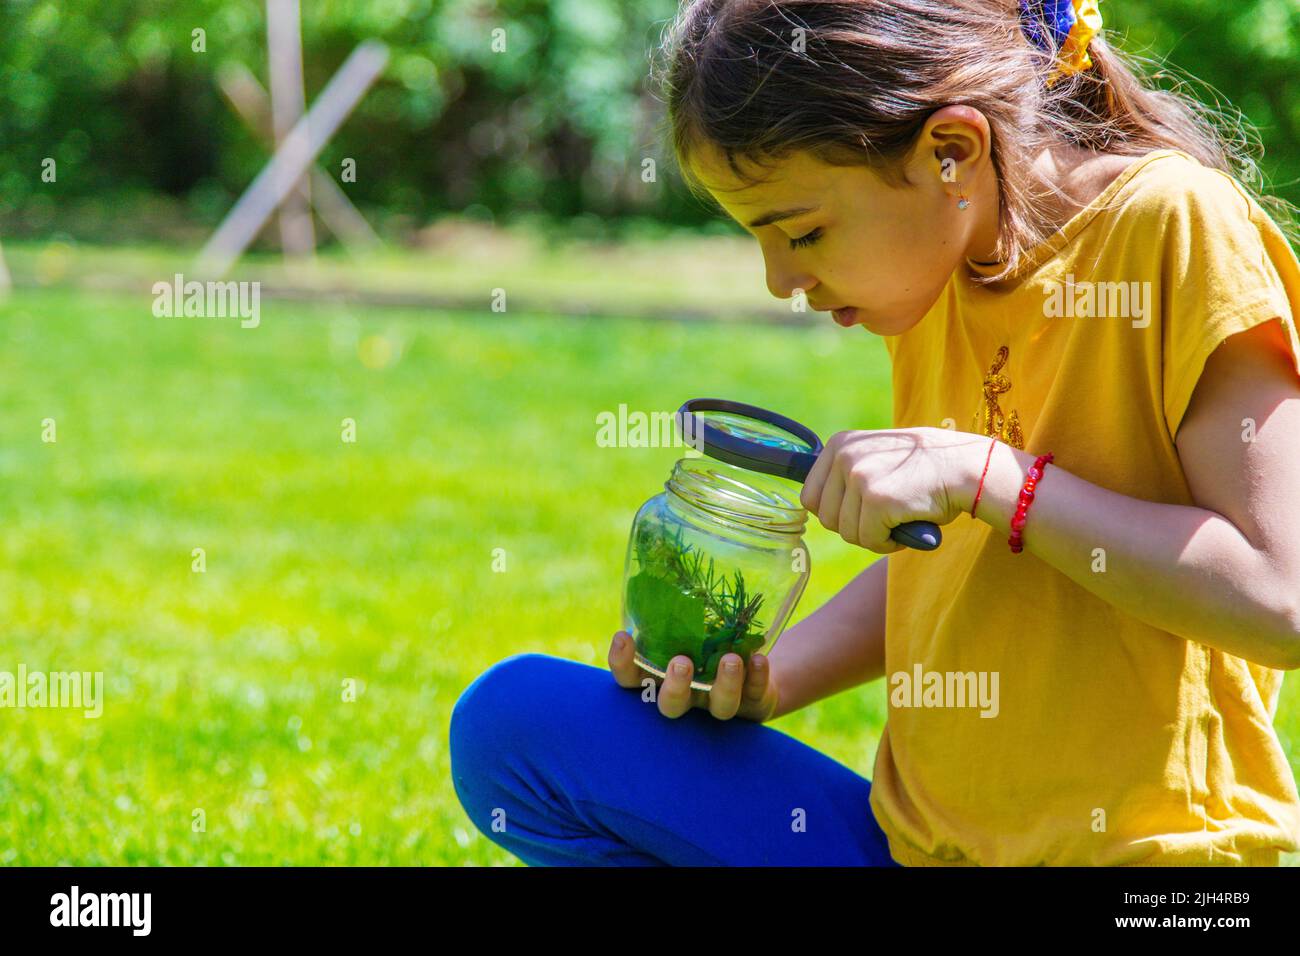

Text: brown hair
xmin=653 ymin=0 xmax=1298 ymax=284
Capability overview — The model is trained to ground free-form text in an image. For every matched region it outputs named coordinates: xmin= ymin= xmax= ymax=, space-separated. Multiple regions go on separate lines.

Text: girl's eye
xmin=789 ymin=228 xmax=822 ymax=250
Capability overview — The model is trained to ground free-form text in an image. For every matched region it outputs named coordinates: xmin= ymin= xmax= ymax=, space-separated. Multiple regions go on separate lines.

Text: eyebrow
xmin=746 ymin=205 xmax=820 ymax=228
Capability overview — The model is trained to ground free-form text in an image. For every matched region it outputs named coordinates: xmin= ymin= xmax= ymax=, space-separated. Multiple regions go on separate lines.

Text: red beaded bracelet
xmin=1009 ymin=452 xmax=1054 ymax=554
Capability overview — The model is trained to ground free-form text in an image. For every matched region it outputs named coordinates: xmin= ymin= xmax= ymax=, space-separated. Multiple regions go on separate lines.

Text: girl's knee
xmin=452 ymin=653 xmax=568 ymax=727
xmin=449 ymin=653 xmax=586 ymax=820
xmin=449 ymin=653 xmax=586 ymax=766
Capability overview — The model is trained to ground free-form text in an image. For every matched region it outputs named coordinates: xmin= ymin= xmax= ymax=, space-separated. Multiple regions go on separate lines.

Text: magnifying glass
xmin=675 ymin=397 xmax=942 ymax=551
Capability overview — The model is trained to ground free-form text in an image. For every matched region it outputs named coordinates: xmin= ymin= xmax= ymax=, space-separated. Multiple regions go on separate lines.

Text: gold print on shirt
xmin=972 ymin=345 xmax=1026 ymax=449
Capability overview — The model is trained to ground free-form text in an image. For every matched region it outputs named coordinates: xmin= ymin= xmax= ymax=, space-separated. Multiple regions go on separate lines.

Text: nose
xmin=761 ymin=243 xmax=818 ymax=304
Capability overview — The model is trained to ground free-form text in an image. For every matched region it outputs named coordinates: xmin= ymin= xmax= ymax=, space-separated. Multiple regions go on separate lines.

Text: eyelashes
xmin=789 ymin=227 xmax=823 ymax=250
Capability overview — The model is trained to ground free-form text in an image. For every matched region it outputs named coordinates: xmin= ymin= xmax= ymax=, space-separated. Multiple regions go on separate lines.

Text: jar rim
xmin=665 ymin=457 xmax=808 ymax=536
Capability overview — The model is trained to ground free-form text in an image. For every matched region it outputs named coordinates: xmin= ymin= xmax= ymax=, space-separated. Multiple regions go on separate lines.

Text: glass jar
xmin=620 ymin=455 xmax=810 ymax=692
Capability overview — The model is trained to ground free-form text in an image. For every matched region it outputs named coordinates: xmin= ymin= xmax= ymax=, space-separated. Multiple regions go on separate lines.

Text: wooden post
xmin=216 ymin=61 xmax=379 ymax=251
xmin=266 ymin=0 xmax=315 ymax=257
xmin=197 ymin=40 xmax=389 ymax=277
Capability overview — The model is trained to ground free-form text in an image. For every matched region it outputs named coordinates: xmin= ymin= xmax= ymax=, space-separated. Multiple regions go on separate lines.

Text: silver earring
xmin=957 ymin=192 xmax=971 ymax=210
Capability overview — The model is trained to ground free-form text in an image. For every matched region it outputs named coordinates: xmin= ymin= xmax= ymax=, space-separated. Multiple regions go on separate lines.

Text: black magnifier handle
xmin=785 ymin=452 xmax=942 ymax=552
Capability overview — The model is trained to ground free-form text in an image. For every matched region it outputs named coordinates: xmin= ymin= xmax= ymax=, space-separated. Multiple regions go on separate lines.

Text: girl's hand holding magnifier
xmin=800 ymin=428 xmax=981 ymax=553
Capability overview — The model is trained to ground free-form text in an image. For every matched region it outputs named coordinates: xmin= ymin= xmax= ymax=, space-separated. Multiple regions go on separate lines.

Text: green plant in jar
xmin=626 ymin=520 xmax=769 ymax=682
xmin=620 ymin=451 xmax=813 ymax=690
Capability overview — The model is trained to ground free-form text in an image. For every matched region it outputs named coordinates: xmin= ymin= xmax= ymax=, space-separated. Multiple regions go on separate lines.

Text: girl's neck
xmin=1035 ymin=145 xmax=1128 ymax=223
xmin=967 ymin=146 xmax=1136 ymax=267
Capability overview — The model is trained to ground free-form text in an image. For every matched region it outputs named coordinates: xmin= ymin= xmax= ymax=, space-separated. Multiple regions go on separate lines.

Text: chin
xmin=862 ymin=311 xmax=921 ymax=336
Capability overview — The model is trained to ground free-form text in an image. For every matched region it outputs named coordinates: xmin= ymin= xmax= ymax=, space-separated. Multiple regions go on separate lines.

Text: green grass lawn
xmin=0 ymin=283 xmax=897 ymax=864
xmin=1 ymin=282 xmax=1297 ymax=865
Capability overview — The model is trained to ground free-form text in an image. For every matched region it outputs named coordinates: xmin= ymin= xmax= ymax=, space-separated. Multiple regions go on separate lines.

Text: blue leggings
xmin=449 ymin=652 xmax=901 ymax=866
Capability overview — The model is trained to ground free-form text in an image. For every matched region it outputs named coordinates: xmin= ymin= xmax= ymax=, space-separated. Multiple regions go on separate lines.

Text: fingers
xmin=861 ymin=521 xmax=906 ymax=554
xmin=740 ymin=652 xmax=774 ymax=720
xmin=816 ymin=465 xmax=846 ymax=535
xmin=837 ymin=480 xmax=862 ymax=547
xmin=609 ymin=634 xmax=762 ymax=722
xmin=706 ymin=654 xmax=744 ymax=720
xmin=868 ymin=537 xmax=907 ymax=555
xmin=799 ymin=433 xmax=839 ymax=513
xmin=608 ymin=631 xmax=647 ymax=689
xmin=657 ymin=655 xmax=697 ymax=718
xmin=608 ymin=633 xmax=695 ymax=717
xmin=877 ymin=529 xmax=908 ymax=554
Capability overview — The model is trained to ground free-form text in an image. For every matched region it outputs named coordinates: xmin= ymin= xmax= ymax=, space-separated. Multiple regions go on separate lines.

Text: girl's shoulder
xmin=996 ymin=149 xmax=1270 ymax=278
xmin=1087 ymin=148 xmax=1300 ymax=298
xmin=1104 ymin=148 xmax=1263 ymax=231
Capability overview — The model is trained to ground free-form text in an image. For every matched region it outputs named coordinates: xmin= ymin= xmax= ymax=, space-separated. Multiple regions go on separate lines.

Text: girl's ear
xmin=911 ymin=105 xmax=992 ymax=184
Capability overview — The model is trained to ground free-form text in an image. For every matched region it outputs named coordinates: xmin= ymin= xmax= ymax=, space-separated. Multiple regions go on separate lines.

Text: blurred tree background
xmin=0 ymin=0 xmax=1297 ymax=245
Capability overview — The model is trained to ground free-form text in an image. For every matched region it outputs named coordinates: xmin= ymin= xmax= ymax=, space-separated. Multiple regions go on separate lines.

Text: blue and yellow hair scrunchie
xmin=1019 ymin=0 xmax=1104 ymax=87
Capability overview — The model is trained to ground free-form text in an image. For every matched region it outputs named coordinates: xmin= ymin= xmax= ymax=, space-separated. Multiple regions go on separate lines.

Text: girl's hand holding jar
xmin=607 ymin=629 xmax=780 ymax=723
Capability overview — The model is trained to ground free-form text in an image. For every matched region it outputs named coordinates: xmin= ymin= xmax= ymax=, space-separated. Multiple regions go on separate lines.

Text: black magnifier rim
xmin=675 ymin=397 xmax=823 ymax=483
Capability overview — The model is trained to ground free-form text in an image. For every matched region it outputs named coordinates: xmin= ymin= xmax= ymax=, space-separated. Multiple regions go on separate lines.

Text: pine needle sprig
xmin=633 ymin=522 xmax=766 ymax=642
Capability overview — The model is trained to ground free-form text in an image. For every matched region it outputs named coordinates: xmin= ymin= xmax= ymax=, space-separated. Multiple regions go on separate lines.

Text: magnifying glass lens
xmin=695 ymin=410 xmax=816 ymax=455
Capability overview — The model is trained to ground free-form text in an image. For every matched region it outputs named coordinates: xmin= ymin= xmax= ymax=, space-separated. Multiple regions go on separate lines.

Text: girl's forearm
xmin=766 ymin=557 xmax=888 ymax=720
xmin=962 ymin=439 xmax=1300 ymax=670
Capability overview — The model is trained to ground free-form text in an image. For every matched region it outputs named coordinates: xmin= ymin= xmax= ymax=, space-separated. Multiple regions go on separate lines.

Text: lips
xmin=832 ymin=307 xmax=860 ymax=327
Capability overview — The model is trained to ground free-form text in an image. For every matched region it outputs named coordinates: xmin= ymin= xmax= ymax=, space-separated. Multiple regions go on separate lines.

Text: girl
xmin=450 ymin=0 xmax=1300 ymax=865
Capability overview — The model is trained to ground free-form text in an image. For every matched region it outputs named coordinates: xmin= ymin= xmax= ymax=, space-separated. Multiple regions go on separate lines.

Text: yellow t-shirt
xmin=872 ymin=148 xmax=1300 ymax=866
